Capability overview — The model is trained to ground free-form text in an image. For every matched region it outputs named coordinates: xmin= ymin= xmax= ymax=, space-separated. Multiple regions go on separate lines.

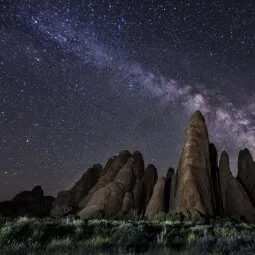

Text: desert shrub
xmin=86 ymin=235 xmax=110 ymax=247
xmin=118 ymin=210 xmax=140 ymax=221
xmin=187 ymin=232 xmax=196 ymax=245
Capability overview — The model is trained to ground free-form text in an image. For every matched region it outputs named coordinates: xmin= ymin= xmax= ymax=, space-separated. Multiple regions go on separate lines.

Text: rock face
xmin=219 ymin=151 xmax=255 ymax=222
xmin=170 ymin=111 xmax=214 ymax=218
xmin=121 ymin=192 xmax=134 ymax=213
xmin=131 ymin=151 xmax=145 ymax=179
xmin=209 ymin=143 xmax=223 ymax=216
xmin=79 ymin=150 xmax=131 ymax=208
xmin=164 ymin=167 xmax=174 ymax=212
xmin=0 ymin=186 xmax=55 ymax=217
xmin=132 ymin=179 xmax=146 ymax=214
xmin=237 ymin=148 xmax=255 ymax=206
xmin=78 ymin=151 xmax=138 ymax=219
xmin=145 ymin=177 xmax=165 ymax=220
xmin=54 ymin=164 xmax=103 ymax=209
xmin=77 ymin=182 xmax=125 ymax=219
xmin=142 ymin=164 xmax=158 ymax=207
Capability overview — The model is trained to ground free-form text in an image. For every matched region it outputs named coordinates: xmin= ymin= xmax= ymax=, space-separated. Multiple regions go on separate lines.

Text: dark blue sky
xmin=1 ymin=0 xmax=255 ymax=200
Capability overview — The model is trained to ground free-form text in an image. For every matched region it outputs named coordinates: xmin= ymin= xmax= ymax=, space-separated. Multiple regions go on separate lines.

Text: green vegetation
xmin=1 ymin=215 xmax=255 ymax=254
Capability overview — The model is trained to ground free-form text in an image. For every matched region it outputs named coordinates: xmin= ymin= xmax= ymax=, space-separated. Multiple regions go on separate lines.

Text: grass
xmin=1 ymin=215 xmax=255 ymax=254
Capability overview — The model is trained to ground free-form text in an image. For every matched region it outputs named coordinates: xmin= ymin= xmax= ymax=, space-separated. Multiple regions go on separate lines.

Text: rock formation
xmin=209 ymin=143 xmax=223 ymax=216
xmin=79 ymin=150 xmax=131 ymax=208
xmin=78 ymin=151 xmax=138 ymax=219
xmin=170 ymin=111 xmax=214 ymax=218
xmin=142 ymin=164 xmax=158 ymax=207
xmin=164 ymin=167 xmax=174 ymax=212
xmin=0 ymin=186 xmax=54 ymax=217
xmin=219 ymin=151 xmax=255 ymax=222
xmin=132 ymin=179 xmax=146 ymax=214
xmin=237 ymin=148 xmax=255 ymax=206
xmin=145 ymin=177 xmax=165 ymax=220
xmin=54 ymin=164 xmax=103 ymax=209
xmin=131 ymin=151 xmax=145 ymax=179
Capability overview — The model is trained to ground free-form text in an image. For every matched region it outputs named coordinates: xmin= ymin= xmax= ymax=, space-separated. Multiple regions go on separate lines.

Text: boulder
xmin=170 ymin=111 xmax=214 ymax=218
xmin=79 ymin=150 xmax=131 ymax=208
xmin=54 ymin=164 xmax=102 ymax=209
xmin=237 ymin=148 xmax=255 ymax=205
xmin=142 ymin=164 xmax=158 ymax=207
xmin=121 ymin=192 xmax=134 ymax=213
xmin=164 ymin=167 xmax=174 ymax=212
xmin=145 ymin=177 xmax=165 ymax=220
xmin=219 ymin=151 xmax=255 ymax=222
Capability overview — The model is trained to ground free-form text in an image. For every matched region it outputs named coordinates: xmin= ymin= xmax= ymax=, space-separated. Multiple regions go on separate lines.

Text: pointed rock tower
xmin=237 ymin=148 xmax=255 ymax=206
xmin=145 ymin=176 xmax=165 ymax=220
xmin=170 ymin=111 xmax=214 ymax=218
xmin=219 ymin=151 xmax=255 ymax=222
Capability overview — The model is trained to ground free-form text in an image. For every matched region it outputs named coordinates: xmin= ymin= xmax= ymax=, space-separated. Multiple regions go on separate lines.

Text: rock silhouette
xmin=132 ymin=179 xmax=146 ymax=214
xmin=142 ymin=164 xmax=158 ymax=207
xmin=170 ymin=111 xmax=214 ymax=218
xmin=237 ymin=148 xmax=255 ymax=206
xmin=219 ymin=151 xmax=255 ymax=222
xmin=209 ymin=143 xmax=223 ymax=216
xmin=164 ymin=167 xmax=174 ymax=212
xmin=121 ymin=192 xmax=134 ymax=213
xmin=0 ymin=186 xmax=54 ymax=217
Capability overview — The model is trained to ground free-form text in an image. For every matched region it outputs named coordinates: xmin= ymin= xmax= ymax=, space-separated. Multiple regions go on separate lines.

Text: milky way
xmin=1 ymin=0 xmax=255 ymax=200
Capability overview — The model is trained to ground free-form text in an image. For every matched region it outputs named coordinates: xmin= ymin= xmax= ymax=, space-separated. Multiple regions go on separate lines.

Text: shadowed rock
xmin=237 ymin=148 xmax=255 ymax=206
xmin=142 ymin=164 xmax=158 ymax=207
xmin=121 ymin=192 xmax=134 ymax=213
xmin=170 ymin=111 xmax=214 ymax=218
xmin=79 ymin=150 xmax=131 ymax=208
xmin=145 ymin=177 xmax=165 ymax=220
xmin=0 ymin=186 xmax=54 ymax=217
xmin=132 ymin=179 xmax=146 ymax=214
xmin=54 ymin=164 xmax=103 ymax=209
xmin=131 ymin=151 xmax=144 ymax=179
xmin=164 ymin=167 xmax=174 ymax=212
xmin=219 ymin=151 xmax=255 ymax=222
xmin=209 ymin=143 xmax=223 ymax=216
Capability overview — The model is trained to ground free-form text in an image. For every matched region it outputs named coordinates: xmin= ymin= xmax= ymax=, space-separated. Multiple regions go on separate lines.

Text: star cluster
xmin=1 ymin=0 xmax=255 ymax=200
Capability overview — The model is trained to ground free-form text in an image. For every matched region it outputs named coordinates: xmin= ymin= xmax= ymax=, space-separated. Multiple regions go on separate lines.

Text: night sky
xmin=1 ymin=0 xmax=255 ymax=201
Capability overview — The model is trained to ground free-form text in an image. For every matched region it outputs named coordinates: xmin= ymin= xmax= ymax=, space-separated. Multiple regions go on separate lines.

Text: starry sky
xmin=1 ymin=0 xmax=255 ymax=200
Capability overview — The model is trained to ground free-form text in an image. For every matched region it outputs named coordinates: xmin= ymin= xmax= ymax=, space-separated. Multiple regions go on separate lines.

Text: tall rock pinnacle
xmin=170 ymin=110 xmax=214 ymax=218
xmin=237 ymin=148 xmax=255 ymax=206
xmin=219 ymin=151 xmax=255 ymax=222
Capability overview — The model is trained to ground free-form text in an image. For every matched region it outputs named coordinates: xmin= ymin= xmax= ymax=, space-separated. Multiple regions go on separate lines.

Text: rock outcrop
xmin=237 ymin=148 xmax=255 ymax=206
xmin=131 ymin=151 xmax=145 ymax=179
xmin=142 ymin=164 xmax=158 ymax=207
xmin=170 ymin=111 xmax=214 ymax=218
xmin=79 ymin=150 xmax=131 ymax=208
xmin=54 ymin=164 xmax=103 ymax=209
xmin=219 ymin=151 xmax=255 ymax=222
xmin=78 ymin=151 xmax=138 ymax=219
xmin=209 ymin=143 xmax=223 ymax=216
xmin=132 ymin=179 xmax=146 ymax=214
xmin=0 ymin=186 xmax=54 ymax=217
xmin=164 ymin=167 xmax=174 ymax=212
xmin=145 ymin=177 xmax=165 ymax=220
